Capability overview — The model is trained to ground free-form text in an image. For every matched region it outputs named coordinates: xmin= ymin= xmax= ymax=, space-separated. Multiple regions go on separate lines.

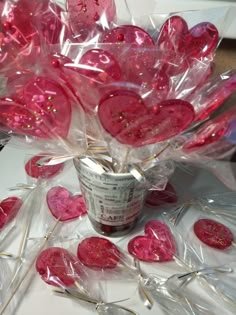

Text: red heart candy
xmin=67 ymin=0 xmax=116 ymax=39
xmin=157 ymin=16 xmax=219 ymax=74
xmin=46 ymin=186 xmax=87 ymax=222
xmin=98 ymin=90 xmax=195 ymax=147
xmin=145 ymin=183 xmax=177 ymax=206
xmin=25 ymin=154 xmax=64 ymax=179
xmin=0 ymin=197 xmax=23 ymax=229
xmin=23 ymin=76 xmax=71 ymax=138
xmin=183 ymin=108 xmax=236 ymax=152
xmin=36 ymin=247 xmax=82 ymax=287
xmin=77 ymin=237 xmax=120 ymax=269
xmin=128 ymin=235 xmax=173 ymax=262
xmin=193 ymin=219 xmax=233 ymax=250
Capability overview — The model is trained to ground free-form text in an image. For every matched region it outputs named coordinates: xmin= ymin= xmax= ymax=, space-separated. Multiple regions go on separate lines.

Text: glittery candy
xmin=36 ymin=247 xmax=82 ymax=287
xmin=67 ymin=0 xmax=116 ymax=39
xmin=128 ymin=220 xmax=176 ymax=262
xmin=46 ymin=186 xmax=87 ymax=222
xmin=98 ymin=90 xmax=195 ymax=147
xmin=194 ymin=218 xmax=234 ymax=250
xmin=0 ymin=197 xmax=23 ymax=229
xmin=77 ymin=237 xmax=120 ymax=269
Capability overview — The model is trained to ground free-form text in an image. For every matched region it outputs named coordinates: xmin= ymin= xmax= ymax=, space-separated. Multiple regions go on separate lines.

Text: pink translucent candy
xmin=78 ymin=48 xmax=122 ymax=82
xmin=103 ymin=25 xmax=155 ymax=83
xmin=0 ymin=23 xmax=29 ymax=68
xmin=98 ymin=90 xmax=195 ymax=147
xmin=191 ymin=71 xmax=236 ymax=122
xmin=158 ymin=16 xmax=188 ymax=52
xmin=2 ymin=0 xmax=64 ymax=44
xmin=0 ymin=197 xmax=23 ymax=230
xmin=25 ymin=154 xmax=64 ymax=179
xmin=36 ymin=247 xmax=82 ymax=287
xmin=128 ymin=235 xmax=174 ymax=262
xmin=23 ymin=77 xmax=72 ymax=138
xmin=67 ymin=0 xmax=116 ymax=39
xmin=145 ymin=183 xmax=177 ymax=206
xmin=0 ymin=98 xmax=40 ymax=137
xmin=46 ymin=186 xmax=87 ymax=222
xmin=77 ymin=237 xmax=120 ymax=269
xmin=194 ymin=219 xmax=233 ymax=250
xmin=183 ymin=109 xmax=236 ymax=152
xmin=103 ymin=25 xmax=154 ymax=46
xmin=157 ymin=16 xmax=219 ymax=74
xmin=189 ymin=22 xmax=219 ymax=58
xmin=144 ymin=221 xmax=176 ymax=255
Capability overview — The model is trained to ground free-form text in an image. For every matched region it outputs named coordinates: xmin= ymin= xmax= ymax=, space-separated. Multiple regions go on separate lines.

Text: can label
xmin=77 ymin=162 xmax=146 ymax=226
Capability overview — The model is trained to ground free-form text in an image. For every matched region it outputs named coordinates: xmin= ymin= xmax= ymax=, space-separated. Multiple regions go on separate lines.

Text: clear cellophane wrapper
xmin=1 ymin=1 xmax=236 ymax=192
xmin=116 ymin=214 xmax=233 ymax=315
xmin=161 ymin=209 xmax=236 ymax=313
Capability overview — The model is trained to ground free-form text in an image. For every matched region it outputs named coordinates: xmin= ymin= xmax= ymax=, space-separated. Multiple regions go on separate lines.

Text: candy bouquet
xmin=1 ymin=0 xmax=236 ymax=314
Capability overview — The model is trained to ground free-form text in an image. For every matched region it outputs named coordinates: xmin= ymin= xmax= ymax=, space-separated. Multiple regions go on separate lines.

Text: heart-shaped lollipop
xmin=0 ymin=197 xmax=23 ymax=229
xmin=71 ymin=48 xmax=122 ymax=112
xmin=2 ymin=0 xmax=64 ymax=45
xmin=103 ymin=25 xmax=156 ymax=85
xmin=0 ymin=22 xmax=29 ymax=68
xmin=36 ymin=247 xmax=82 ymax=287
xmin=67 ymin=0 xmax=116 ymax=40
xmin=183 ymin=108 xmax=236 ymax=152
xmin=128 ymin=220 xmax=176 ymax=262
xmin=190 ymin=71 xmax=236 ymax=122
xmin=25 ymin=154 xmax=64 ymax=179
xmin=145 ymin=183 xmax=177 ymax=207
xmin=157 ymin=16 xmax=219 ymax=74
xmin=193 ymin=218 xmax=234 ymax=250
xmin=98 ymin=90 xmax=195 ymax=147
xmin=77 ymin=236 xmax=120 ymax=269
xmin=46 ymin=186 xmax=87 ymax=222
xmin=23 ymin=76 xmax=71 ymax=138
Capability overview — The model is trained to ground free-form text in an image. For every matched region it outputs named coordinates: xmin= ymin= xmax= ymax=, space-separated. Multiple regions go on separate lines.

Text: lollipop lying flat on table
xmin=77 ymin=236 xmax=120 ymax=269
xmin=36 ymin=247 xmax=82 ymax=287
xmin=128 ymin=220 xmax=176 ymax=262
xmin=25 ymin=154 xmax=64 ymax=179
xmin=0 ymin=197 xmax=23 ymax=230
xmin=46 ymin=186 xmax=87 ymax=222
xmin=193 ymin=218 xmax=234 ymax=250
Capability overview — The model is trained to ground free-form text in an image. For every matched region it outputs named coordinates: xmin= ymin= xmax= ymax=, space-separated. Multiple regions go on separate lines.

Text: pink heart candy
xmin=46 ymin=186 xmax=87 ymax=222
xmin=0 ymin=22 xmax=29 ymax=68
xmin=128 ymin=220 xmax=176 ymax=262
xmin=157 ymin=16 xmax=219 ymax=75
xmin=0 ymin=197 xmax=23 ymax=230
xmin=2 ymin=0 xmax=64 ymax=45
xmin=22 ymin=76 xmax=72 ymax=138
xmin=67 ymin=0 xmax=116 ymax=40
xmin=98 ymin=90 xmax=195 ymax=147
xmin=0 ymin=76 xmax=72 ymax=139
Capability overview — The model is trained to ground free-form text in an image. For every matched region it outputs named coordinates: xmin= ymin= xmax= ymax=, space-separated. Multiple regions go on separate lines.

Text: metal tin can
xmin=74 ymin=158 xmax=147 ymax=237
